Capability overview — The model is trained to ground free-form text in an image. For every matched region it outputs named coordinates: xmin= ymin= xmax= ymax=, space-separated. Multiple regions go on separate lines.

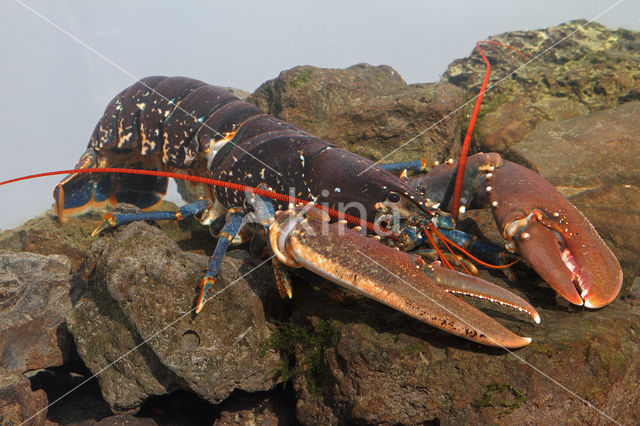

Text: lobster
xmin=36 ymin=68 xmax=622 ymax=350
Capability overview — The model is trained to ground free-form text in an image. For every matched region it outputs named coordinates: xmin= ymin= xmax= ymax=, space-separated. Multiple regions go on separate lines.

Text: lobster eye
xmin=386 ymin=192 xmax=401 ymax=203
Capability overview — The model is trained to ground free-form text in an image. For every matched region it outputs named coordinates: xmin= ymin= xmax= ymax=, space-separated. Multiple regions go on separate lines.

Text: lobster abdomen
xmin=56 ymin=76 xmax=260 ymax=215
xmin=55 ymin=76 xmax=425 ymax=224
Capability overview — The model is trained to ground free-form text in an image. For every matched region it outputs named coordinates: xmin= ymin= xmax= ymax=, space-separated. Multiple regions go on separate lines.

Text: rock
xmin=222 ymin=86 xmax=250 ymax=100
xmin=75 ymin=413 xmax=158 ymax=425
xmin=0 ymin=368 xmax=48 ymax=425
xmin=445 ymin=21 xmax=640 ymax=113
xmin=289 ymin=280 xmax=640 ymax=425
xmin=213 ymin=391 xmax=295 ymax=425
xmin=443 ymin=21 xmax=640 ymax=153
xmin=505 ymin=101 xmax=640 ymax=291
xmin=0 ymin=250 xmax=73 ymax=374
xmin=250 ymin=64 xmax=464 ymax=163
xmin=67 ymin=222 xmax=282 ymax=412
xmin=0 ymin=211 xmax=104 ymax=272
xmin=0 ymin=201 xmax=212 ymax=272
xmin=475 ymin=95 xmax=588 ymax=152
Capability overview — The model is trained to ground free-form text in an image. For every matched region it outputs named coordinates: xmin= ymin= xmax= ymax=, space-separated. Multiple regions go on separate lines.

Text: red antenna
xmin=450 ymin=40 xmax=525 ymax=221
xmin=0 ymin=167 xmax=382 ymax=234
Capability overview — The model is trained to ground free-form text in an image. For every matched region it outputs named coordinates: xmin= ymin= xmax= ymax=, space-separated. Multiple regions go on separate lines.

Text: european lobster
xmin=29 ymin=62 xmax=621 ymax=350
xmin=0 ymin=42 xmax=622 ymax=348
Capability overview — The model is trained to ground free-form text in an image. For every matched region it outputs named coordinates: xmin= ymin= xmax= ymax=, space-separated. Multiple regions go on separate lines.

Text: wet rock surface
xmin=0 ymin=20 xmax=638 ymax=426
xmin=0 ymin=250 xmax=72 ymax=374
xmin=444 ymin=20 xmax=640 ymax=153
xmin=0 ymin=368 xmax=48 ymax=425
xmin=212 ymin=389 xmax=296 ymax=425
xmin=250 ymin=63 xmax=464 ymax=163
xmin=0 ymin=202 xmax=214 ymax=271
xmin=474 ymin=95 xmax=589 ymax=152
xmin=290 ymin=283 xmax=640 ymax=425
xmin=67 ymin=221 xmax=283 ymax=412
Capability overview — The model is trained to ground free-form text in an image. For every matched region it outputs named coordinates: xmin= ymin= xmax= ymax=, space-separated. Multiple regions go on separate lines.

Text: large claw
xmin=488 ymin=159 xmax=622 ymax=308
xmin=269 ymin=206 xmax=535 ymax=348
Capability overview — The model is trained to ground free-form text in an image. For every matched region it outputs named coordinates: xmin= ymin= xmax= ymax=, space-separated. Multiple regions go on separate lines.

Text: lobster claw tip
xmin=509 ymin=214 xmax=622 ymax=309
xmin=512 ymin=221 xmax=584 ymax=306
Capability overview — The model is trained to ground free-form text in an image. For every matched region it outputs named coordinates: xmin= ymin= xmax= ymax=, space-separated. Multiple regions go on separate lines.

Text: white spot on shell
xmin=206 ymin=138 xmax=231 ymax=170
xmin=521 ymin=232 xmax=531 ymax=240
xmin=491 ymin=201 xmax=498 ymax=207
xmin=486 ymin=186 xmax=493 ymax=192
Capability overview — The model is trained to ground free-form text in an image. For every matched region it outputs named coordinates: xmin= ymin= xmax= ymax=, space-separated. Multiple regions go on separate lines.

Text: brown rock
xmin=75 ymin=413 xmax=158 ymax=425
xmin=444 ymin=21 xmax=640 ymax=115
xmin=213 ymin=392 xmax=294 ymax=425
xmin=290 ymin=282 xmax=640 ymax=425
xmin=444 ymin=21 xmax=640 ymax=153
xmin=0 ymin=250 xmax=72 ymax=374
xmin=476 ymin=95 xmax=588 ymax=152
xmin=0 ymin=368 xmax=48 ymax=425
xmin=0 ymin=201 xmax=211 ymax=272
xmin=67 ymin=222 xmax=282 ymax=412
xmin=250 ymin=64 xmax=464 ymax=164
xmin=0 ymin=211 xmax=103 ymax=272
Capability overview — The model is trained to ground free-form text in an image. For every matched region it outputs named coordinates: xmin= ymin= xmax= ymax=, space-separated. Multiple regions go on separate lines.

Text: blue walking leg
xmin=243 ymin=191 xmax=294 ymax=298
xmin=379 ymin=159 xmax=428 ymax=174
xmin=92 ymin=199 xmax=213 ymax=236
xmin=195 ymin=209 xmax=245 ymax=313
